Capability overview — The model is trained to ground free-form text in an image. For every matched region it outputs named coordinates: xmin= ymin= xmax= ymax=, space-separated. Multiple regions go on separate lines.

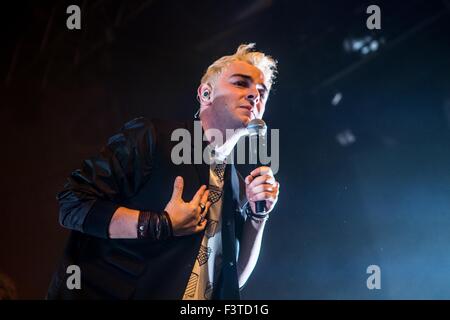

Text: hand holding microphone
xmin=245 ymin=166 xmax=280 ymax=217
xmin=245 ymin=118 xmax=280 ymax=217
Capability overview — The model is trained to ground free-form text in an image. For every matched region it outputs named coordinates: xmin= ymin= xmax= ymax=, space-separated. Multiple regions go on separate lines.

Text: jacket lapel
xmin=186 ymin=120 xmax=210 ymax=186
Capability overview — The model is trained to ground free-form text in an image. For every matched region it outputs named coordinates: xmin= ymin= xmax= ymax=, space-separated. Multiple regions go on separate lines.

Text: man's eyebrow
xmin=230 ymin=73 xmax=267 ymax=93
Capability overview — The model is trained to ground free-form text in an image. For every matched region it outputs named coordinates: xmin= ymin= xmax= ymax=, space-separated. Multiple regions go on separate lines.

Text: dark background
xmin=1 ymin=0 xmax=450 ymax=299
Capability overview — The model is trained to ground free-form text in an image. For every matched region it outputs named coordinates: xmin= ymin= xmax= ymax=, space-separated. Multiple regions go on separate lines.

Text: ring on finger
xmin=198 ymin=214 xmax=207 ymax=225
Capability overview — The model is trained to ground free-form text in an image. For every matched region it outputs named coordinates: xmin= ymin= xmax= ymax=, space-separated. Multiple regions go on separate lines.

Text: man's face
xmin=207 ymin=60 xmax=269 ymax=129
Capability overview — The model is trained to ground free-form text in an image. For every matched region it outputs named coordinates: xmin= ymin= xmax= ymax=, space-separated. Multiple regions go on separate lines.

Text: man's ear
xmin=197 ymin=83 xmax=212 ymax=105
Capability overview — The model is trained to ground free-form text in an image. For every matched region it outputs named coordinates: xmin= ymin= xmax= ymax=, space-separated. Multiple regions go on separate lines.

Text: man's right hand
xmin=164 ymin=176 xmax=211 ymax=236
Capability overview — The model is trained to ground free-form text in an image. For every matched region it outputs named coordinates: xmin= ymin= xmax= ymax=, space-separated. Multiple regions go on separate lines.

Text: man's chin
xmin=238 ymin=114 xmax=253 ymax=126
xmin=242 ymin=117 xmax=251 ymax=126
xmin=227 ymin=114 xmax=251 ymax=130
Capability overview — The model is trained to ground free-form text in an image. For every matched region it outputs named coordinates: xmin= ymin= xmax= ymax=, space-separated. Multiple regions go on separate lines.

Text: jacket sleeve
xmin=56 ymin=117 xmax=157 ymax=239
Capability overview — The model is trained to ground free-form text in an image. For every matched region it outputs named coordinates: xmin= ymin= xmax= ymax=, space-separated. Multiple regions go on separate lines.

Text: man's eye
xmin=234 ymin=81 xmax=248 ymax=87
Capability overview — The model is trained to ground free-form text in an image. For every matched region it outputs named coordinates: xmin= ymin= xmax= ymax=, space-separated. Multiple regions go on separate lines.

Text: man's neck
xmin=201 ymin=121 xmax=249 ymax=162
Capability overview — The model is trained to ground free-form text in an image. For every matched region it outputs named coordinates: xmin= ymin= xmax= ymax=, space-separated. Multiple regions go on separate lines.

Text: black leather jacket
xmin=47 ymin=118 xmax=248 ymax=299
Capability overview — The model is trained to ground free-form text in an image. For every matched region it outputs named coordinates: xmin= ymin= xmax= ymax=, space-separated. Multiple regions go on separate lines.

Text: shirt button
xmin=229 ymin=262 xmax=234 ymax=267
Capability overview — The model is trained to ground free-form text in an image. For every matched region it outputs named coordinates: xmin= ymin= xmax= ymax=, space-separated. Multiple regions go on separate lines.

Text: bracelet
xmin=137 ymin=211 xmax=174 ymax=240
xmin=137 ymin=211 xmax=152 ymax=238
xmin=162 ymin=210 xmax=174 ymax=238
xmin=243 ymin=203 xmax=269 ymax=223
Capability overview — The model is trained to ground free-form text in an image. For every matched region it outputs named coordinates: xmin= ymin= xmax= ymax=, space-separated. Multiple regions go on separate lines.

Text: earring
xmin=194 ymin=109 xmax=200 ymax=120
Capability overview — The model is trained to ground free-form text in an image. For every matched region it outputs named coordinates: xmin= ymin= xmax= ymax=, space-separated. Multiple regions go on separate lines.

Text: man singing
xmin=48 ymin=43 xmax=280 ymax=299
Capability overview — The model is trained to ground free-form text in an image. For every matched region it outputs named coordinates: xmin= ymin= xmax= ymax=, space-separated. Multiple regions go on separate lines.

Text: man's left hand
xmin=245 ymin=166 xmax=280 ymax=214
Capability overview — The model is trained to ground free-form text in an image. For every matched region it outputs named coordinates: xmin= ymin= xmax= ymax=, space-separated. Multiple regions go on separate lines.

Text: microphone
xmin=247 ymin=116 xmax=267 ymax=214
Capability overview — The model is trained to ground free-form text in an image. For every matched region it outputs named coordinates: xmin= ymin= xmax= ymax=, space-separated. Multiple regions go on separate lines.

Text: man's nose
xmin=246 ymin=90 xmax=260 ymax=106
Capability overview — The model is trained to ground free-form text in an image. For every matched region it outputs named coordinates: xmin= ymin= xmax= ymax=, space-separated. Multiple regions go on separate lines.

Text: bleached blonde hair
xmin=200 ymin=43 xmax=278 ymax=91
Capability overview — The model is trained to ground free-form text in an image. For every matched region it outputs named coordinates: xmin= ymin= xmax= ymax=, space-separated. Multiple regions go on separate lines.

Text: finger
xmin=197 ymin=201 xmax=212 ymax=223
xmin=250 ymin=191 xmax=276 ymax=202
xmin=248 ymin=174 xmax=276 ymax=189
xmin=171 ymin=176 xmax=184 ymax=200
xmin=199 ymin=190 xmax=210 ymax=210
xmin=195 ymin=193 xmax=209 ymax=220
xmin=245 ymin=175 xmax=254 ymax=185
xmin=250 ymin=166 xmax=273 ymax=178
xmin=194 ymin=218 xmax=208 ymax=233
xmin=203 ymin=201 xmax=212 ymax=217
xmin=190 ymin=185 xmax=207 ymax=206
xmin=249 ymin=183 xmax=275 ymax=195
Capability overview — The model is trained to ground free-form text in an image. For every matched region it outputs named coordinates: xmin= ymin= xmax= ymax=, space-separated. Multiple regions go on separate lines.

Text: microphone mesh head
xmin=247 ymin=119 xmax=267 ymax=136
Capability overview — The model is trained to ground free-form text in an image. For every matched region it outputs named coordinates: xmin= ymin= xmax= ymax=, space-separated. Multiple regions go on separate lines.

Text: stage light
xmin=343 ymin=36 xmax=384 ymax=56
xmin=336 ymin=129 xmax=356 ymax=146
xmin=331 ymin=92 xmax=343 ymax=106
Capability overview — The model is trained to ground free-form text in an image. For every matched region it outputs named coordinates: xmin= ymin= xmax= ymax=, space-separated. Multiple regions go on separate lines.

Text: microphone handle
xmin=255 ymin=200 xmax=266 ymax=214
xmin=255 ymin=133 xmax=266 ymax=214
